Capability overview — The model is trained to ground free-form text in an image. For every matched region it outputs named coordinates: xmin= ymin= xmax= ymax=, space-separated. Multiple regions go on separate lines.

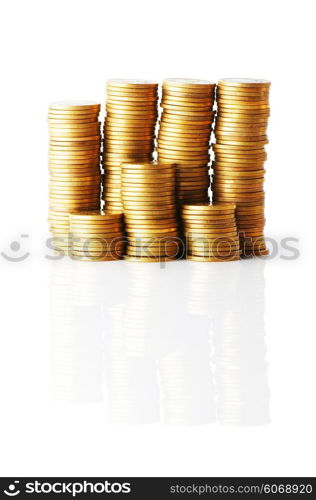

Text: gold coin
xmin=123 ymin=209 xmax=176 ymax=215
xmin=217 ymin=87 xmax=269 ymax=95
xmin=218 ymin=78 xmax=270 ymax=87
xmin=105 ymin=117 xmax=156 ymax=126
xmin=49 ymin=100 xmax=100 ymax=109
xmin=121 ymin=162 xmax=173 ymax=169
xmin=159 ymin=122 xmax=212 ymax=131
xmin=48 ymin=116 xmax=98 ymax=123
xmin=107 ymin=79 xmax=158 ymax=88
xmin=70 ymin=255 xmax=120 ymax=261
xmin=161 ymin=114 xmax=213 ymax=125
xmin=70 ymin=210 xmax=122 ymax=219
xmin=213 ymin=143 xmax=266 ymax=151
xmin=183 ymin=203 xmax=235 ymax=212
xmin=49 ymin=135 xmax=101 ymax=142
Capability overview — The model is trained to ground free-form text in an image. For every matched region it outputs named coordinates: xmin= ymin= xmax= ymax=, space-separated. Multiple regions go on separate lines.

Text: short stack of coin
xmin=157 ymin=79 xmax=215 ymax=205
xmin=69 ymin=210 xmax=124 ymax=261
xmin=102 ymin=80 xmax=159 ymax=211
xmin=182 ymin=203 xmax=240 ymax=262
xmin=121 ymin=163 xmax=181 ymax=262
xmin=48 ymin=101 xmax=102 ymax=254
xmin=212 ymin=79 xmax=270 ymax=257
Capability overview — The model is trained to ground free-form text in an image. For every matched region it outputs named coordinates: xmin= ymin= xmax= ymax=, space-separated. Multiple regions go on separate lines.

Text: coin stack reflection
xmin=102 ymin=80 xmax=159 ymax=211
xmin=211 ymin=260 xmax=270 ymax=425
xmin=104 ymin=301 xmax=160 ymax=424
xmin=159 ymin=328 xmax=215 ymax=425
xmin=50 ymin=261 xmax=103 ymax=403
xmin=48 ymin=102 xmax=102 ymax=255
xmin=157 ymin=79 xmax=215 ymax=205
xmin=213 ymin=79 xmax=270 ymax=257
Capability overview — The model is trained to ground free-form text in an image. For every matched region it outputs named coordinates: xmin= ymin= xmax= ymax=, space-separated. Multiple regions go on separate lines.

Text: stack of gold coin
xmin=48 ymin=102 xmax=102 ymax=254
xmin=69 ymin=210 xmax=124 ymax=261
xmin=212 ymin=79 xmax=270 ymax=257
xmin=157 ymin=79 xmax=215 ymax=205
xmin=102 ymin=80 xmax=159 ymax=211
xmin=182 ymin=203 xmax=240 ymax=262
xmin=121 ymin=163 xmax=181 ymax=262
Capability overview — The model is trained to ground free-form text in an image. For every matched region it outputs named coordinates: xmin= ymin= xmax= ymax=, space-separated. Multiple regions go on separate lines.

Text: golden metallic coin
xmin=123 ymin=208 xmax=176 ymax=215
xmin=213 ymin=143 xmax=266 ymax=151
xmin=48 ymin=110 xmax=100 ymax=118
xmin=105 ymin=117 xmax=156 ymax=126
xmin=70 ymin=255 xmax=120 ymax=261
xmin=126 ymin=220 xmax=177 ymax=227
xmin=49 ymin=100 xmax=100 ymax=109
xmin=217 ymin=92 xmax=269 ymax=101
xmin=122 ymin=256 xmax=175 ymax=262
xmin=159 ymin=122 xmax=212 ymax=131
xmin=158 ymin=152 xmax=210 ymax=161
xmin=48 ymin=116 xmax=98 ymax=123
xmin=158 ymin=136 xmax=210 ymax=146
xmin=49 ymin=135 xmax=101 ymax=142
xmin=161 ymin=115 xmax=213 ymax=125
xmin=50 ymin=191 xmax=100 ymax=197
xmin=50 ymin=139 xmax=101 ymax=145
xmin=70 ymin=210 xmax=122 ymax=220
xmin=184 ymin=223 xmax=237 ymax=232
xmin=107 ymin=79 xmax=158 ymax=88
xmin=121 ymin=162 xmax=173 ymax=169
xmin=162 ymin=95 xmax=213 ymax=104
xmin=218 ymin=78 xmax=270 ymax=87
xmin=49 ymin=123 xmax=100 ymax=130
xmin=163 ymin=78 xmax=215 ymax=89
xmin=216 ymin=135 xmax=268 ymax=143
xmin=182 ymin=203 xmax=235 ymax=212
xmin=49 ymin=175 xmax=101 ymax=182
xmin=186 ymin=254 xmax=240 ymax=262
xmin=161 ymin=103 xmax=213 ymax=112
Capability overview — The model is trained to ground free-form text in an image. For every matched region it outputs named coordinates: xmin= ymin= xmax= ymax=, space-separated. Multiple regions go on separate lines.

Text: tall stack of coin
xmin=48 ymin=102 xmax=102 ymax=254
xmin=121 ymin=163 xmax=181 ymax=262
xmin=102 ymin=80 xmax=159 ymax=211
xmin=69 ymin=210 xmax=124 ymax=261
xmin=213 ymin=79 xmax=270 ymax=257
xmin=182 ymin=204 xmax=240 ymax=262
xmin=157 ymin=79 xmax=215 ymax=205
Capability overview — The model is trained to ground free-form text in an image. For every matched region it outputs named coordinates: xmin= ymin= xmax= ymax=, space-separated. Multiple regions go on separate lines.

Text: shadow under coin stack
xmin=121 ymin=163 xmax=181 ymax=262
xmin=69 ymin=210 xmax=124 ymax=261
xmin=48 ymin=102 xmax=102 ymax=255
xmin=157 ymin=79 xmax=215 ymax=205
xmin=102 ymin=80 xmax=159 ymax=211
xmin=182 ymin=203 xmax=240 ymax=262
xmin=212 ymin=79 xmax=271 ymax=257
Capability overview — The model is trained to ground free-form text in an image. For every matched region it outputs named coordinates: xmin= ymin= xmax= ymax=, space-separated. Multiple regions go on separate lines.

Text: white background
xmin=0 ymin=0 xmax=315 ymax=478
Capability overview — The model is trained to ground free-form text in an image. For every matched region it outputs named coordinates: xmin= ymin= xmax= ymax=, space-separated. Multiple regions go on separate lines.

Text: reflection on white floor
xmin=50 ymin=258 xmax=270 ymax=426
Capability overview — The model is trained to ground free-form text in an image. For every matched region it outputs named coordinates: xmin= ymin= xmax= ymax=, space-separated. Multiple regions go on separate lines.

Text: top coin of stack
xmin=212 ymin=79 xmax=270 ymax=257
xmin=121 ymin=162 xmax=181 ymax=262
xmin=157 ymin=78 xmax=216 ymax=205
xmin=102 ymin=80 xmax=159 ymax=211
xmin=48 ymin=101 xmax=102 ymax=254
